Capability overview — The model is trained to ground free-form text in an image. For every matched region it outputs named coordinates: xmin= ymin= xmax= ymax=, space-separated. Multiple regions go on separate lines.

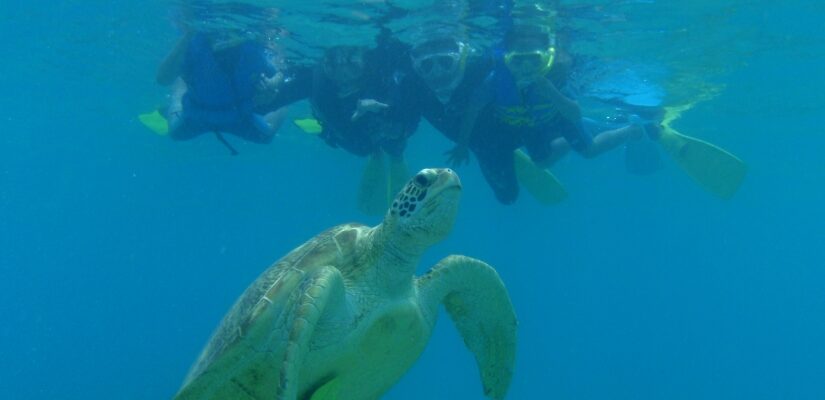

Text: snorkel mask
xmin=411 ymin=39 xmax=468 ymax=102
xmin=504 ymin=45 xmax=555 ymax=80
xmin=503 ymin=26 xmax=557 ymax=84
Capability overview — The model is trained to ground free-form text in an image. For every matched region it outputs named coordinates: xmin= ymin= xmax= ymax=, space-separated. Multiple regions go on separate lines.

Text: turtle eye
xmin=414 ymin=172 xmax=430 ymax=187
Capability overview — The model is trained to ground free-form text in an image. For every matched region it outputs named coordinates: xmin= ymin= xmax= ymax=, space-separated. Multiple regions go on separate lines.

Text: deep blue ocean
xmin=1 ymin=1 xmax=824 ymax=399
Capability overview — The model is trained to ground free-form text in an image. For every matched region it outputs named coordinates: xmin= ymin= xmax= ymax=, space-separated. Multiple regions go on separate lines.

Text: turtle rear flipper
xmin=416 ymin=255 xmax=517 ymax=400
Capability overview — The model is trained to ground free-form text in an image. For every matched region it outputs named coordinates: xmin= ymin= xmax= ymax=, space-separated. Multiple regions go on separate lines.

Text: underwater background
xmin=1 ymin=1 xmax=824 ymax=399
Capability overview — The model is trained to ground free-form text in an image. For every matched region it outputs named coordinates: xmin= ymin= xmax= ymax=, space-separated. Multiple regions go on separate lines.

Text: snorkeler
xmin=141 ymin=33 xmax=289 ymax=153
xmin=411 ymin=21 xmax=705 ymax=205
xmin=490 ymin=24 xmax=647 ymax=166
xmin=408 ymin=31 xmax=576 ymax=205
xmin=256 ymin=35 xmax=421 ymax=214
xmin=317 ymin=43 xmax=422 ymax=214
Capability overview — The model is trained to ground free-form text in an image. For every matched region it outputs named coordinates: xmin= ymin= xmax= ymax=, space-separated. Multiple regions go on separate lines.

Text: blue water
xmin=1 ymin=1 xmax=824 ymax=399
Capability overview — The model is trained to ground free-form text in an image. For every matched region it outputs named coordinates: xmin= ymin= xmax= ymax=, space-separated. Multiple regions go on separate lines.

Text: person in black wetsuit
xmin=409 ymin=35 xmax=529 ymax=204
xmin=257 ymin=35 xmax=422 ymax=214
xmin=310 ymin=43 xmax=420 ymax=163
xmin=407 ymin=37 xmax=493 ymax=159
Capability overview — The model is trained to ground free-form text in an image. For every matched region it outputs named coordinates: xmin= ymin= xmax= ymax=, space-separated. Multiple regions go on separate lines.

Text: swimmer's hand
xmin=444 ymin=144 xmax=471 ymax=167
xmin=351 ymin=99 xmax=389 ymax=121
xmin=254 ymin=72 xmax=284 ymax=106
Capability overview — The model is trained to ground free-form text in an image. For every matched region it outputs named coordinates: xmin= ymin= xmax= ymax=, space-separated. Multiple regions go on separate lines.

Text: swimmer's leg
xmin=357 ymin=150 xmax=390 ymax=216
xmin=476 ymin=150 xmax=519 ymax=205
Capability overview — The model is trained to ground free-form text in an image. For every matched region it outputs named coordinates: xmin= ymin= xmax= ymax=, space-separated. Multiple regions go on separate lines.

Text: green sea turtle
xmin=173 ymin=168 xmax=517 ymax=400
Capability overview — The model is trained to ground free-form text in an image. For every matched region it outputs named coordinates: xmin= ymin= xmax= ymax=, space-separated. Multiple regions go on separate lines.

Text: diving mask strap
xmin=434 ymin=44 xmax=469 ymax=104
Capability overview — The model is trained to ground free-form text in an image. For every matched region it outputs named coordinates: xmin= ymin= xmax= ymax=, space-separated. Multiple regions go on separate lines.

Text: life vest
xmin=181 ymin=34 xmax=276 ymax=135
xmin=489 ymin=49 xmax=560 ymax=129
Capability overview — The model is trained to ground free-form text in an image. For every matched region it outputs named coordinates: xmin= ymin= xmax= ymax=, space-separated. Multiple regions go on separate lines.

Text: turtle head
xmin=384 ymin=168 xmax=462 ymax=247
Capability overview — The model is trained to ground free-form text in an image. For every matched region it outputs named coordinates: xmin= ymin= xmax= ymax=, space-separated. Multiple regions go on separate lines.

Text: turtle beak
xmin=432 ymin=168 xmax=462 ymax=196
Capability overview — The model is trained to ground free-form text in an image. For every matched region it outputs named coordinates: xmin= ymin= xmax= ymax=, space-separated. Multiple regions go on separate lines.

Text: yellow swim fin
xmin=357 ymin=151 xmax=390 ymax=216
xmin=293 ymin=117 xmax=323 ymax=135
xmin=657 ymin=105 xmax=747 ymax=199
xmin=658 ymin=127 xmax=747 ymax=199
xmin=138 ymin=110 xmax=169 ymax=136
xmin=513 ymin=149 xmax=568 ymax=205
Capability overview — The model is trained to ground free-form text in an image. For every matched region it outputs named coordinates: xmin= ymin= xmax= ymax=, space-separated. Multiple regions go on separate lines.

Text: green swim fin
xmin=309 ymin=377 xmax=341 ymax=400
xmin=658 ymin=127 xmax=747 ymax=199
xmin=658 ymin=105 xmax=747 ymax=199
xmin=357 ymin=151 xmax=390 ymax=216
xmin=514 ymin=149 xmax=568 ymax=205
xmin=138 ymin=110 xmax=169 ymax=136
xmin=293 ymin=117 xmax=323 ymax=135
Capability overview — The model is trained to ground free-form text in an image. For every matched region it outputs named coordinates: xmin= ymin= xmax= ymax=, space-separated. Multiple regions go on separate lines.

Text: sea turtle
xmin=174 ymin=168 xmax=517 ymax=400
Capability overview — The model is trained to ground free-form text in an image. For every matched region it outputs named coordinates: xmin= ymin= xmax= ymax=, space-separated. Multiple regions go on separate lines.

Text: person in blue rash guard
xmin=411 ymin=26 xmax=644 ymax=204
xmin=156 ymin=33 xmax=288 ymax=149
xmin=490 ymin=25 xmax=645 ymax=167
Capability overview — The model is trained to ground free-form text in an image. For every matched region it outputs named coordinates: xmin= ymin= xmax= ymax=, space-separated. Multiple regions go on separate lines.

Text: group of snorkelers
xmin=140 ymin=9 xmax=747 ymax=212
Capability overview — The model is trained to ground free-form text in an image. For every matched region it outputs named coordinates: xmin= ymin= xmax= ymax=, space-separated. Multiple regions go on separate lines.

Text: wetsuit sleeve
xmin=472 ymin=73 xmax=498 ymax=107
xmin=256 ymin=65 xmax=313 ymax=112
xmin=452 ymin=75 xmax=496 ymax=147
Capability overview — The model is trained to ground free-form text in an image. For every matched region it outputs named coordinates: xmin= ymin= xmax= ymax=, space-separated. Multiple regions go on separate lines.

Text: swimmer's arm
xmin=531 ymin=77 xmax=581 ymax=123
xmin=254 ymin=66 xmax=314 ymax=111
xmin=156 ymin=33 xmax=193 ymax=86
xmin=456 ymin=83 xmax=495 ymax=147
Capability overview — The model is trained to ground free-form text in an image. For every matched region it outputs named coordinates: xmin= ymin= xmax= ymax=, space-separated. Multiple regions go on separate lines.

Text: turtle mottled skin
xmin=174 ymin=168 xmax=517 ymax=400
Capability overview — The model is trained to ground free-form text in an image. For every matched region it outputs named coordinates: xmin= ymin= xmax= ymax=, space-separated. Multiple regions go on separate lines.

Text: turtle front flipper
xmin=276 ymin=266 xmax=346 ymax=400
xmin=416 ymin=255 xmax=517 ymax=400
xmin=175 ymin=266 xmax=345 ymax=400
